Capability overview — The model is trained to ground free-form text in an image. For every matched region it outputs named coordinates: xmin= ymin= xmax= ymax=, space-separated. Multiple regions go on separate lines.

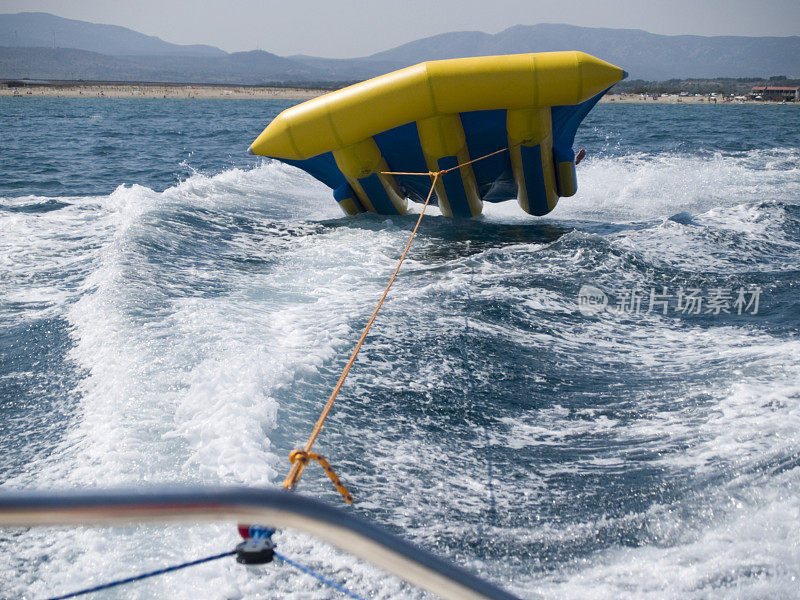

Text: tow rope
xmin=282 ymin=144 xmax=514 ymax=501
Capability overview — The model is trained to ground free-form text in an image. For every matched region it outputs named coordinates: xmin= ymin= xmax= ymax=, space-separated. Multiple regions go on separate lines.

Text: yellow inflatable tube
xmin=249 ymin=51 xmax=624 ymax=160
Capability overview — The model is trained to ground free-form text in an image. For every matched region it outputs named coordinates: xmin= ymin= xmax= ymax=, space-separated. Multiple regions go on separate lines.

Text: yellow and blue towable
xmin=249 ymin=51 xmax=626 ymax=218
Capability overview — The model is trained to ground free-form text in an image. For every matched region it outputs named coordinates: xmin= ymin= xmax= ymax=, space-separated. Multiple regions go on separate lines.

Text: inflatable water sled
xmin=249 ymin=51 xmax=626 ymax=217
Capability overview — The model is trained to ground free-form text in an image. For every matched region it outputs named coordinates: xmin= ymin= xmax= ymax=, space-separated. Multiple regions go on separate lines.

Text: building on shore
xmin=750 ymin=86 xmax=799 ymax=102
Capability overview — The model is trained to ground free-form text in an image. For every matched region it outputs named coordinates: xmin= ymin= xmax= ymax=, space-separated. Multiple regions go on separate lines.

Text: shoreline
xmin=601 ymin=93 xmax=795 ymax=105
xmin=1 ymin=82 xmax=796 ymax=105
xmin=0 ymin=82 xmax=329 ymax=100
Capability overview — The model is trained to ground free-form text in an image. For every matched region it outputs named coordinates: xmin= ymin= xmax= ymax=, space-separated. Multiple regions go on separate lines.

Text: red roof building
xmin=750 ymin=86 xmax=799 ymax=101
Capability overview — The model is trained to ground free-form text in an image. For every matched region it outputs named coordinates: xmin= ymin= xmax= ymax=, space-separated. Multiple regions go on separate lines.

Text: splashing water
xmin=1 ymin=99 xmax=799 ymax=599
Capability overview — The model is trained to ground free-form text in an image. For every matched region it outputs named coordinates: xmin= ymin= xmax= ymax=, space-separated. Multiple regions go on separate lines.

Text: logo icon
xmin=577 ymin=284 xmax=608 ymax=316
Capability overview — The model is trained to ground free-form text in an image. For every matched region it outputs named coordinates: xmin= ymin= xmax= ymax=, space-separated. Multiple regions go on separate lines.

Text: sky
xmin=1 ymin=0 xmax=798 ymax=57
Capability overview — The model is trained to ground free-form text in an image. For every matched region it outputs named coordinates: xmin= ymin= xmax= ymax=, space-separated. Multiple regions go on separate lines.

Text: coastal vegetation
xmin=615 ymin=75 xmax=800 ymax=97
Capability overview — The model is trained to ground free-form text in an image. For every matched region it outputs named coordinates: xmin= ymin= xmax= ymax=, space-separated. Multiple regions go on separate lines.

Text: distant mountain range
xmin=1 ymin=12 xmax=798 ymax=84
xmin=0 ymin=12 xmax=224 ymax=57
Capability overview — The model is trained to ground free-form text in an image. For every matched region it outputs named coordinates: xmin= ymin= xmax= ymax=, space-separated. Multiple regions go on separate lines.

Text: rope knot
xmin=289 ymin=449 xmax=309 ymax=465
xmin=285 ymin=450 xmax=354 ymax=504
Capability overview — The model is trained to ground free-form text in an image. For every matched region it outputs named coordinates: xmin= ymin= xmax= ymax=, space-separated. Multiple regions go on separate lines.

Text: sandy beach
xmin=1 ymin=82 xmax=794 ymax=105
xmin=600 ymin=93 xmax=781 ymax=105
xmin=0 ymin=82 xmax=329 ymax=99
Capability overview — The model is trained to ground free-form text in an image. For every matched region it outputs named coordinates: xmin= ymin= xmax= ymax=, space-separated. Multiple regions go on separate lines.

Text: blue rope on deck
xmin=46 ymin=549 xmax=237 ymax=600
xmin=45 ymin=545 xmax=370 ymax=600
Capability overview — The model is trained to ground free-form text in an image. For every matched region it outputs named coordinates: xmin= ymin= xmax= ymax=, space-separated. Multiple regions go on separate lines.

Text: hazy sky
xmin=1 ymin=0 xmax=798 ymax=57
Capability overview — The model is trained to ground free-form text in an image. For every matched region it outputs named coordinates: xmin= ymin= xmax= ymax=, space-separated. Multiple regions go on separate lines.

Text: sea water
xmin=1 ymin=98 xmax=799 ymax=599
